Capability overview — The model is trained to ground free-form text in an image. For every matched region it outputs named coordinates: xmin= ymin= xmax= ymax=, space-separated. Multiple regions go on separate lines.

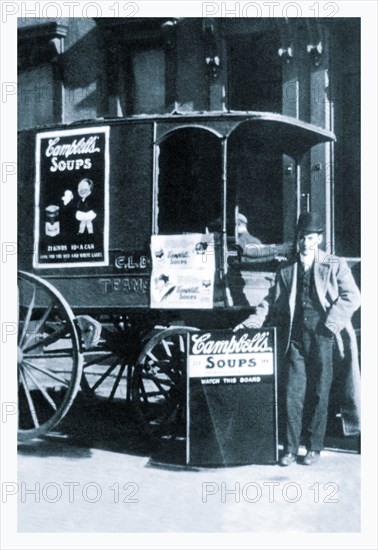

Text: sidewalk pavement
xmin=17 ymin=439 xmax=360 ymax=533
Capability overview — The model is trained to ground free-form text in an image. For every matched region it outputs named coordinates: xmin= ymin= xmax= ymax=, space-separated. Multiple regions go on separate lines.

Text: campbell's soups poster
xmin=34 ymin=127 xmax=109 ymax=268
xmin=150 ymin=234 xmax=215 ymax=309
xmin=188 ymin=329 xmax=275 ymax=382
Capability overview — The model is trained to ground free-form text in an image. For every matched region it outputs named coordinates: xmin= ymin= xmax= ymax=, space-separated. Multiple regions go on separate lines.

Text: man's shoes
xmin=303 ymin=450 xmax=321 ymax=466
xmin=279 ymin=452 xmax=297 ymax=466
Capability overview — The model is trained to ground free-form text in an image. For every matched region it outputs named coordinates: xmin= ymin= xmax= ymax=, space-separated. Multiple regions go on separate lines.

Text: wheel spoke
xmin=19 ymin=288 xmax=36 ymax=346
xmin=23 ymin=366 xmax=58 ymax=411
xmin=83 ymin=352 xmax=116 ymax=369
xmin=33 ymin=302 xmax=55 ymax=338
xmin=22 ymin=360 xmax=70 ymax=387
xmin=19 ymin=366 xmax=39 ymax=428
xmin=141 ymin=372 xmax=174 ymax=393
xmin=140 ymin=389 xmax=166 ymax=398
xmin=138 ymin=379 xmax=150 ymax=404
xmin=109 ymin=363 xmax=127 ymax=401
xmin=147 ymin=375 xmax=174 ymax=388
xmin=23 ymin=324 xmax=68 ymax=354
xmin=146 ymin=351 xmax=159 ymax=362
xmin=161 ymin=338 xmax=174 ymax=357
xmin=90 ymin=358 xmax=120 ymax=392
xmin=26 ymin=351 xmax=74 ymax=359
xmin=150 ymin=380 xmax=172 ymax=396
xmin=179 ymin=335 xmax=185 ymax=353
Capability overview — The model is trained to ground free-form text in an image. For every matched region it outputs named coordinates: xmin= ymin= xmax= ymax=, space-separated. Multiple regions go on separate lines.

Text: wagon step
xmin=76 ymin=315 xmax=102 ymax=349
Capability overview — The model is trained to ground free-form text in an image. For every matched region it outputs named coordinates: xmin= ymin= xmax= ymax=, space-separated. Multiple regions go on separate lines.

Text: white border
xmin=1 ymin=2 xmax=377 ymax=550
xmin=33 ymin=126 xmax=110 ymax=269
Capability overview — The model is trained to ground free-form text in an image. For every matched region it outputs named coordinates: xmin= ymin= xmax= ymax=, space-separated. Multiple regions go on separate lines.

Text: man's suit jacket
xmin=242 ymin=249 xmax=361 ymax=435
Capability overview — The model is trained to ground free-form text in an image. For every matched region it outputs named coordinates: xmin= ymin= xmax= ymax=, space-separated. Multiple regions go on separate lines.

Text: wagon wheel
xmin=131 ymin=326 xmax=199 ymax=439
xmin=80 ymin=317 xmax=148 ymax=402
xmin=18 ymin=271 xmax=82 ymax=441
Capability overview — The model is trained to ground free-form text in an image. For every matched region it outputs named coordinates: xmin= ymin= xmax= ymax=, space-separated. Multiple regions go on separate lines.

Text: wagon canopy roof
xmin=227 ymin=112 xmax=336 ymax=159
xmin=155 ymin=111 xmax=336 ymax=160
xmin=26 ymin=111 xmax=336 ymax=160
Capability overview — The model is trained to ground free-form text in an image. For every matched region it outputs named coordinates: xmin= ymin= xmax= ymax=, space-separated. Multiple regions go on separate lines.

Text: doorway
xmin=157 ymin=128 xmax=222 ymax=234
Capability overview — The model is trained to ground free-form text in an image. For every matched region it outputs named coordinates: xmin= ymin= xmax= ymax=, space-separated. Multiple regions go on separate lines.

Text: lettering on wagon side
xmin=99 ymin=278 xmax=149 ymax=294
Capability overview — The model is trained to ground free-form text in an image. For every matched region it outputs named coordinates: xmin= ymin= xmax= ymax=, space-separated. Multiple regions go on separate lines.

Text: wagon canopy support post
xmin=152 ymin=121 xmax=160 ymax=235
xmin=221 ymin=135 xmax=233 ymax=307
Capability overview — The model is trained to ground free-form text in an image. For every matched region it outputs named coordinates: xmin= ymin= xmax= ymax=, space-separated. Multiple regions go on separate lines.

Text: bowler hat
xmin=297 ymin=212 xmax=324 ymax=233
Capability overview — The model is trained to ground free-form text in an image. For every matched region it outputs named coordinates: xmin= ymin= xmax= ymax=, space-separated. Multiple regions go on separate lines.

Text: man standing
xmin=235 ymin=212 xmax=361 ymax=466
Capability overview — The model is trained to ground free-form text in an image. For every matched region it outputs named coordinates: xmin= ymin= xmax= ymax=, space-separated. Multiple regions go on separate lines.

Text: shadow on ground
xmin=18 ymin=392 xmax=153 ymax=459
xmin=18 ymin=391 xmax=359 ymax=461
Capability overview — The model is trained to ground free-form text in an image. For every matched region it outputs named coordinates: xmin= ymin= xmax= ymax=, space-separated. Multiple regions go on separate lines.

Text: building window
xmin=97 ymin=18 xmax=176 ymax=117
xmin=17 ymin=22 xmax=67 ymax=130
xmin=118 ymin=46 xmax=166 ymax=115
xmin=18 ymin=65 xmax=55 ymax=129
xmin=227 ymin=31 xmax=282 ymax=113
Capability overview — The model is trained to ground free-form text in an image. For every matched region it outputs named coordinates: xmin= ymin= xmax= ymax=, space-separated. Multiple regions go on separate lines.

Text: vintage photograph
xmin=1 ymin=2 xmax=377 ymax=548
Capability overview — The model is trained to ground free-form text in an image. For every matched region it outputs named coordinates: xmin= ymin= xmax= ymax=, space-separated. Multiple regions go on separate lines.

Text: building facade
xmin=18 ymin=17 xmax=360 ymax=259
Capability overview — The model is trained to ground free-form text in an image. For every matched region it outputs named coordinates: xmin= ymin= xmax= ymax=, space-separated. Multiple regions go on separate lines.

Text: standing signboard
xmin=34 ymin=126 xmax=110 ymax=268
xmin=187 ymin=328 xmax=278 ymax=466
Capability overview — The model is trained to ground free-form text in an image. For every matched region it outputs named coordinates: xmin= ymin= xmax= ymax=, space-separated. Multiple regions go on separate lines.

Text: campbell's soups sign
xmin=45 ymin=135 xmax=101 ymax=172
xmin=188 ymin=329 xmax=275 ymax=381
xmin=34 ymin=127 xmax=109 ymax=268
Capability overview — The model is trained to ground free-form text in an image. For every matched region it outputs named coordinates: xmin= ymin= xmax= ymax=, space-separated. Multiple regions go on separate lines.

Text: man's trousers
xmin=285 ymin=328 xmax=334 ymax=453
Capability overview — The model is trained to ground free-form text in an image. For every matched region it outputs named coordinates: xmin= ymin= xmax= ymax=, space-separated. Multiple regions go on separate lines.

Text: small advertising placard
xmin=187 ymin=329 xmax=277 ymax=466
xmin=150 ymin=234 xmax=215 ymax=309
xmin=34 ymin=126 xmax=110 ymax=268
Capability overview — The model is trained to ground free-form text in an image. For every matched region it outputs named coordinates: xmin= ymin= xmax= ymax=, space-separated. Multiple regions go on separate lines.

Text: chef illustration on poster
xmin=34 ymin=127 xmax=109 ymax=268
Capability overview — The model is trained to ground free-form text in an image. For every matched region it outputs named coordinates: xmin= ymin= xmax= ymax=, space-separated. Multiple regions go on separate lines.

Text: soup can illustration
xmin=45 ymin=205 xmax=60 ymax=237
